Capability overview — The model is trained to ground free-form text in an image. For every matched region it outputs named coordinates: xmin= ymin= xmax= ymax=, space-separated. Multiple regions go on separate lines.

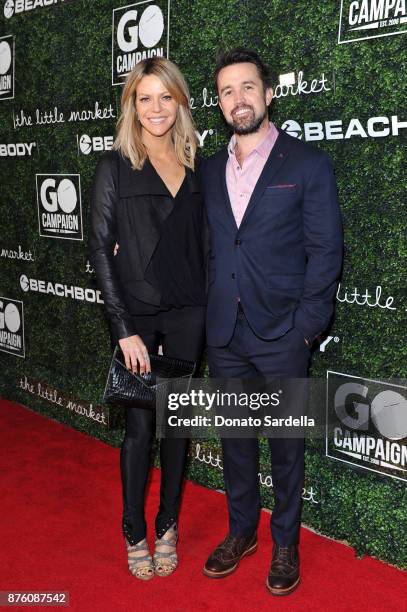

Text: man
xmin=201 ymin=49 xmax=343 ymax=595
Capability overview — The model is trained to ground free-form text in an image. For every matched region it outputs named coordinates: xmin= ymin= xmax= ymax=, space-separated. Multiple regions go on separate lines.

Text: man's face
xmin=217 ymin=62 xmax=273 ymax=135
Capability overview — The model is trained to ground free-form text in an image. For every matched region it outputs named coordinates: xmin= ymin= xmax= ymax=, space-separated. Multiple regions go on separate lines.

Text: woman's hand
xmin=118 ymin=335 xmax=151 ymax=374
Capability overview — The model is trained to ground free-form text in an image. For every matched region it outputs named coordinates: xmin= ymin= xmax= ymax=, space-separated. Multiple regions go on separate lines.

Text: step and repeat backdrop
xmin=0 ymin=1 xmax=406 ymax=568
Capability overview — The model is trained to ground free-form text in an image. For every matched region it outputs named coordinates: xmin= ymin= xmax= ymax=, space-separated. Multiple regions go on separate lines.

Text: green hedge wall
xmin=0 ymin=0 xmax=405 ymax=569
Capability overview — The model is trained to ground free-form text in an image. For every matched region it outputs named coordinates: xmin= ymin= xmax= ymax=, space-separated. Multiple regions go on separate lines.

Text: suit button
xmin=231 ymin=273 xmax=235 ymax=279
xmin=235 ymin=239 xmax=242 ymax=246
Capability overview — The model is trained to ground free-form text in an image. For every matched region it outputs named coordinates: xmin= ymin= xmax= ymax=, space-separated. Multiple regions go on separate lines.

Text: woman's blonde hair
xmin=113 ymin=57 xmax=197 ymax=170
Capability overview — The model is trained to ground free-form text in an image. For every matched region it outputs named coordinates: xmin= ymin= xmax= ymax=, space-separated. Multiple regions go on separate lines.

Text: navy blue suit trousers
xmin=208 ymin=306 xmax=310 ymax=545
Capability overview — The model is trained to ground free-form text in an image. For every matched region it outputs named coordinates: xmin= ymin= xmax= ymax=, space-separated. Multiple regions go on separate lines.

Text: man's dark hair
xmin=214 ymin=48 xmax=273 ymax=92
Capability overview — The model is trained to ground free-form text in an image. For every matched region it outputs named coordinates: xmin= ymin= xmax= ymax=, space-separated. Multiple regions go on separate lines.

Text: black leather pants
xmin=120 ymin=306 xmax=205 ymax=545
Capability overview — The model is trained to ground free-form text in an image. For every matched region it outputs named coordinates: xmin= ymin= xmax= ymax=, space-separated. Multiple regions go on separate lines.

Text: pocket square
xmin=267 ymin=184 xmax=297 ymax=189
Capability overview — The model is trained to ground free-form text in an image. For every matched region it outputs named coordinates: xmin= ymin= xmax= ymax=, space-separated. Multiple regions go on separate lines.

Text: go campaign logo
xmin=0 ymin=35 xmax=14 ymax=100
xmin=281 ymin=115 xmax=406 ymax=141
xmin=338 ymin=0 xmax=407 ymax=43
xmin=36 ymin=174 xmax=83 ymax=240
xmin=4 ymin=0 xmax=69 ymax=18
xmin=112 ymin=0 xmax=170 ymax=86
xmin=326 ymin=371 xmax=407 ymax=482
xmin=77 ymin=134 xmax=114 ymax=155
xmin=0 ymin=297 xmax=24 ymax=358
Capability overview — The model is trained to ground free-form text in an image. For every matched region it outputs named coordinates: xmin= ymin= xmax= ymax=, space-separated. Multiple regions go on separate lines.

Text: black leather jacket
xmin=89 ymin=149 xmax=207 ymax=342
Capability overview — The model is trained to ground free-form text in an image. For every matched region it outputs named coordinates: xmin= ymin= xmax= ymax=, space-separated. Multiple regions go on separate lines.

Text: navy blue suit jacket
xmin=202 ymin=128 xmax=343 ymax=347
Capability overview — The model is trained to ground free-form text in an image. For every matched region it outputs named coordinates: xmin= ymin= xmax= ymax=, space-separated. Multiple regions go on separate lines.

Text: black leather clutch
xmin=103 ymin=346 xmax=196 ymax=409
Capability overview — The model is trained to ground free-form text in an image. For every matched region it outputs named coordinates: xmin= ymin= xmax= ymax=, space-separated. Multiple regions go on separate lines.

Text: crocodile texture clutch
xmin=103 ymin=346 xmax=196 ymax=409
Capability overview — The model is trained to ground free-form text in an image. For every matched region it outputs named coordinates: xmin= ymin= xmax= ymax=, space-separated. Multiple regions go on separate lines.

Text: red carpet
xmin=0 ymin=400 xmax=405 ymax=611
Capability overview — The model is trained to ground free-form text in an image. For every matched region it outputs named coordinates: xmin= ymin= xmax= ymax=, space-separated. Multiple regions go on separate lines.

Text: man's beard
xmin=227 ymin=106 xmax=268 ymax=135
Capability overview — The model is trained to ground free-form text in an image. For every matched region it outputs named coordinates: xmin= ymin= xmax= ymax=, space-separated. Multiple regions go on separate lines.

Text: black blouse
xmin=131 ymin=166 xmax=207 ymax=314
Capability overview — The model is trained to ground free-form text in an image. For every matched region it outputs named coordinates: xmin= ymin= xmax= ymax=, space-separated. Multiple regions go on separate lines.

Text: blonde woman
xmin=89 ymin=58 xmax=206 ymax=580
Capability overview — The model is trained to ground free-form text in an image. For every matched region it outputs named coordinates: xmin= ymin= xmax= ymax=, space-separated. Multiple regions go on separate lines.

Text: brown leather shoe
xmin=266 ymin=544 xmax=300 ymax=595
xmin=203 ymin=533 xmax=257 ymax=578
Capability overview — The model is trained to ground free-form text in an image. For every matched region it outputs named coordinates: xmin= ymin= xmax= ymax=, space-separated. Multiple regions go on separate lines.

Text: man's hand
xmin=118 ymin=335 xmax=151 ymax=374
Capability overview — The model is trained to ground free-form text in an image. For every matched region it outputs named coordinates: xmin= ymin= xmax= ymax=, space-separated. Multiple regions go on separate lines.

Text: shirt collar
xmin=227 ymin=121 xmax=278 ymax=160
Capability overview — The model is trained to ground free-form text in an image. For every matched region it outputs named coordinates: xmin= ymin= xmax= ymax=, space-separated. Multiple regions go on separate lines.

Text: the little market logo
xmin=281 ymin=115 xmax=406 ymax=141
xmin=4 ymin=0 xmax=70 ymax=18
xmin=275 ymin=70 xmax=332 ymax=99
xmin=338 ymin=0 xmax=407 ymax=43
xmin=0 ymin=35 xmax=14 ymax=100
xmin=112 ymin=0 xmax=170 ymax=86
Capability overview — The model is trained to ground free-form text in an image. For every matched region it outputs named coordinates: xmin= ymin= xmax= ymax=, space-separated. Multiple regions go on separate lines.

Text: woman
xmin=89 ymin=58 xmax=207 ymax=580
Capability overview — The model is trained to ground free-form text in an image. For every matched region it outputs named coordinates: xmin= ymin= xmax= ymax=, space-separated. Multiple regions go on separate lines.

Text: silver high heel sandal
xmin=153 ymin=524 xmax=178 ymax=577
xmin=125 ymin=538 xmax=154 ymax=581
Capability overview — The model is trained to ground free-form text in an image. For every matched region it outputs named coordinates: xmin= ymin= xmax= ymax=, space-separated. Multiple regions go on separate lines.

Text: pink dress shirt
xmin=226 ymin=122 xmax=279 ymax=227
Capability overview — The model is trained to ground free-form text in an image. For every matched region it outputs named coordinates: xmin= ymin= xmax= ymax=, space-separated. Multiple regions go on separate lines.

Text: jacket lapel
xmin=239 ymin=129 xmax=293 ymax=229
xmin=219 ymin=148 xmax=239 ymax=231
xmin=185 ymin=165 xmax=201 ymax=194
xmin=118 ymin=156 xmax=175 ymax=272
xmin=119 ymin=156 xmax=169 ymax=197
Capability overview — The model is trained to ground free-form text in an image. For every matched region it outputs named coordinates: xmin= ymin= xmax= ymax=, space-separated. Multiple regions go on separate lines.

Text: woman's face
xmin=135 ymin=74 xmax=178 ymax=139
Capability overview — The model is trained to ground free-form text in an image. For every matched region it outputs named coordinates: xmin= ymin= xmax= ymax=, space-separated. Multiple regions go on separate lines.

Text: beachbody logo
xmin=281 ymin=115 xmax=406 ymax=141
xmin=0 ymin=298 xmax=24 ymax=358
xmin=4 ymin=0 xmax=68 ymax=18
xmin=112 ymin=0 xmax=170 ymax=86
xmin=36 ymin=174 xmax=83 ymax=241
xmin=20 ymin=274 xmax=104 ymax=304
xmin=0 ymin=142 xmax=36 ymax=157
xmin=338 ymin=0 xmax=407 ymax=43
xmin=77 ymin=134 xmax=114 ymax=155
xmin=319 ymin=335 xmax=340 ymax=353
xmin=326 ymin=371 xmax=407 ymax=482
xmin=78 ymin=130 xmax=213 ymax=153
xmin=0 ymin=35 xmax=14 ymax=100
